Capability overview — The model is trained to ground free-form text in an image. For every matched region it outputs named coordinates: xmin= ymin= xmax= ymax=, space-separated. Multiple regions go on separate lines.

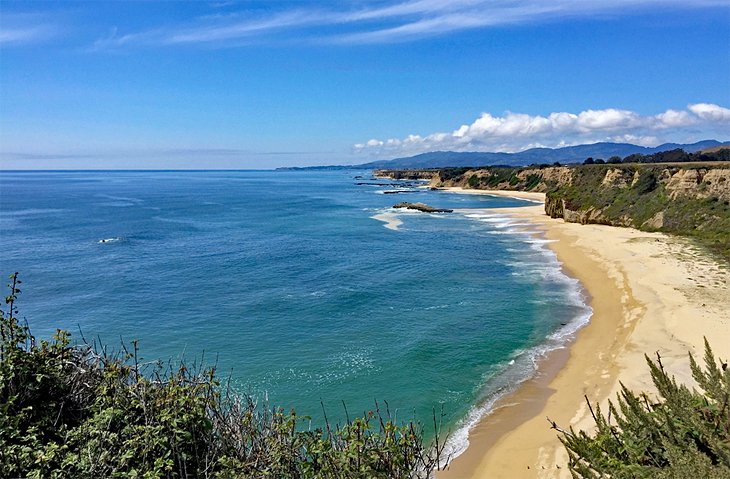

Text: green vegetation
xmin=523 ymin=173 xmax=542 ymax=190
xmin=0 ymin=274 xmax=446 ymax=479
xmin=441 ymin=167 xmax=545 ymax=191
xmin=437 ymin=167 xmax=474 ymax=182
xmin=553 ymin=340 xmax=730 ymax=478
xmin=590 ymin=147 xmax=730 ymax=165
xmin=547 ymin=164 xmax=730 ymax=261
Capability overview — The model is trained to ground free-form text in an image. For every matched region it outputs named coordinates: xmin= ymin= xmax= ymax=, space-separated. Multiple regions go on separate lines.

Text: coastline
xmin=435 ymin=186 xmax=547 ymax=203
xmin=437 ymin=187 xmax=730 ymax=478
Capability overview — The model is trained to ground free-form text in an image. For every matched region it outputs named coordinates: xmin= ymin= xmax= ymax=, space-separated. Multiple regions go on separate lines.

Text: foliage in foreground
xmin=0 ymin=274 xmax=447 ymax=478
xmin=552 ymin=340 xmax=730 ymax=478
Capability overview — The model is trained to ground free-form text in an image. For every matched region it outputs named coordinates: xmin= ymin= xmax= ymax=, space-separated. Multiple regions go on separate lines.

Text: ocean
xmin=0 ymin=170 xmax=590 ymax=457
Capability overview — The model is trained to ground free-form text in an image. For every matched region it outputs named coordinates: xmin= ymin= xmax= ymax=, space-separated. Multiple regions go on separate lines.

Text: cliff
xmin=377 ymin=164 xmax=730 ymax=261
xmin=376 ymin=165 xmax=574 ymax=192
xmin=544 ymin=164 xmax=730 ymax=259
xmin=373 ymin=169 xmax=438 ymax=181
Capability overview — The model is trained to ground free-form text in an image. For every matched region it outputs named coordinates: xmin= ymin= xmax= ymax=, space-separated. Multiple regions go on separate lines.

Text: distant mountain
xmin=357 ymin=140 xmax=729 ymax=170
xmin=274 ymin=140 xmax=730 ymax=171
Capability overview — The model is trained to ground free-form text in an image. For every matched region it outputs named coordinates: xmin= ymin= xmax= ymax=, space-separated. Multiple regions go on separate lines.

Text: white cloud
xmin=91 ymin=0 xmax=728 ymax=48
xmin=353 ymin=103 xmax=730 ymax=156
xmin=607 ymin=134 xmax=660 ymax=147
xmin=576 ymin=109 xmax=642 ymax=130
xmin=654 ymin=109 xmax=696 ymax=128
xmin=688 ymin=103 xmax=730 ymax=122
xmin=0 ymin=14 xmax=57 ymax=45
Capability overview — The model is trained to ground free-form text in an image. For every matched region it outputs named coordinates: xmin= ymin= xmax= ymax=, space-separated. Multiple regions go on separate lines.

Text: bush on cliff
xmin=0 ymin=274 xmax=446 ymax=478
xmin=553 ymin=340 xmax=730 ymax=478
xmin=548 ymin=164 xmax=730 ymax=261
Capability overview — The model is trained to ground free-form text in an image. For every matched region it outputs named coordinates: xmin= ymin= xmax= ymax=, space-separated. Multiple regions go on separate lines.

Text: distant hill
xmin=699 ymin=144 xmax=730 ymax=154
xmin=358 ymin=140 xmax=730 ymax=169
xmin=276 ymin=140 xmax=729 ymax=171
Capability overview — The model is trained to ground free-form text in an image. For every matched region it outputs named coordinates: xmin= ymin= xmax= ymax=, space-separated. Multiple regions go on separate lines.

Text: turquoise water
xmin=0 ymin=170 xmax=589 ymax=455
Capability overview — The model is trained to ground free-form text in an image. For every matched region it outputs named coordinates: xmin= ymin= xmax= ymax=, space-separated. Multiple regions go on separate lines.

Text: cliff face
xmin=431 ymin=166 xmax=573 ymax=192
xmin=373 ymin=169 xmax=438 ymax=181
xmin=664 ymin=168 xmax=730 ymax=202
xmin=545 ymin=164 xmax=730 ymax=260
xmin=546 ymin=166 xmax=730 ymax=220
xmin=375 ymin=166 xmax=574 ymax=191
xmin=376 ymin=164 xmax=730 ymax=260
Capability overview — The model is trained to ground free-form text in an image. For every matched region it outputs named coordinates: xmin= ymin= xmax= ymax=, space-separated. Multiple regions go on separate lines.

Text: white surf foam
xmin=442 ymin=210 xmax=593 ymax=463
xmin=98 ymin=237 xmax=123 ymax=244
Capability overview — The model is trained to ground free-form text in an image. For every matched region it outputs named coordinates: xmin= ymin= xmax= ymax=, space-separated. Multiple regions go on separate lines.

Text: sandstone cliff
xmin=544 ymin=164 xmax=730 ymax=260
xmin=377 ymin=164 xmax=730 ymax=260
xmin=373 ymin=169 xmax=438 ymax=181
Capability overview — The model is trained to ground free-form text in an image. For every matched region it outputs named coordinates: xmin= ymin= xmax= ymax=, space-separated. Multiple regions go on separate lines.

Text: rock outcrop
xmin=380 ymin=163 xmax=730 ymax=260
xmin=393 ymin=202 xmax=453 ymax=213
xmin=374 ymin=169 xmax=438 ymax=181
xmin=665 ymin=168 xmax=730 ymax=202
xmin=545 ymin=164 xmax=730 ymax=260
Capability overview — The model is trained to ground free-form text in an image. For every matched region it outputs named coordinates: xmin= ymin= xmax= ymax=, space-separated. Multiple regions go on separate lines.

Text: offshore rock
xmin=393 ymin=202 xmax=453 ymax=213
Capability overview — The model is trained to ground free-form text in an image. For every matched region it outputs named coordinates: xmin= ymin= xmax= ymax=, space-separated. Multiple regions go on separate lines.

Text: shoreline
xmin=435 ymin=186 xmax=547 ymax=203
xmin=437 ymin=187 xmax=730 ymax=478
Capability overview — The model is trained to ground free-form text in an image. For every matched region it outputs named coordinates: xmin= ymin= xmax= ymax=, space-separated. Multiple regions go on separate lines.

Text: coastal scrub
xmin=0 ymin=274 xmax=446 ymax=478
xmin=552 ymin=340 xmax=730 ymax=478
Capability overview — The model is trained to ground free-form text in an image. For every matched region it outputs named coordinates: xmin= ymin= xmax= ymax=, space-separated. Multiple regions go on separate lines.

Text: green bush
xmin=524 ymin=174 xmax=542 ymax=190
xmin=633 ymin=170 xmax=658 ymax=194
xmin=0 ymin=274 xmax=447 ymax=478
xmin=548 ymin=165 xmax=730 ymax=261
xmin=553 ymin=340 xmax=730 ymax=478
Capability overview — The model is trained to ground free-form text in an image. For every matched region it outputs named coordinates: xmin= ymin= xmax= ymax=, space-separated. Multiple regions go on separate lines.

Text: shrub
xmin=524 ymin=174 xmax=542 ymax=190
xmin=552 ymin=340 xmax=730 ymax=478
xmin=633 ymin=170 xmax=658 ymax=194
xmin=0 ymin=274 xmax=447 ymax=478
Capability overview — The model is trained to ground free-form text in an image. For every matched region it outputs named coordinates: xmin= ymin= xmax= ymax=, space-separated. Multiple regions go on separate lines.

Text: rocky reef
xmin=392 ymin=202 xmax=453 ymax=213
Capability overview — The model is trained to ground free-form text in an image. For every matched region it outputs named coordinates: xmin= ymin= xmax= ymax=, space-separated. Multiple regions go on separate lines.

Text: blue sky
xmin=1 ymin=0 xmax=729 ymax=169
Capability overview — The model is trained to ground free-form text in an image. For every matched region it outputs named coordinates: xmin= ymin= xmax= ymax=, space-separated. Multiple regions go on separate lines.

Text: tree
xmin=552 ymin=340 xmax=730 ymax=478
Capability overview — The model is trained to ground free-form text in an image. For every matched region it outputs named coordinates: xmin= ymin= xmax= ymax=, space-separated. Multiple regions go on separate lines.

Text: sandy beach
xmin=438 ymin=188 xmax=730 ymax=478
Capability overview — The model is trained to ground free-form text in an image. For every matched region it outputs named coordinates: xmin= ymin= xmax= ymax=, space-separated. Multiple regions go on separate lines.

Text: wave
xmin=0 ymin=208 xmax=66 ymax=217
xmin=444 ymin=302 xmax=591 ymax=462
xmin=443 ymin=210 xmax=593 ymax=462
xmin=98 ymin=237 xmax=124 ymax=244
xmin=506 ymin=196 xmax=544 ymax=204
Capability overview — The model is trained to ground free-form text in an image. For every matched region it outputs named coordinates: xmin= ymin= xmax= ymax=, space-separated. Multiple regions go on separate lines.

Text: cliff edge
xmin=377 ymin=164 xmax=730 ymax=261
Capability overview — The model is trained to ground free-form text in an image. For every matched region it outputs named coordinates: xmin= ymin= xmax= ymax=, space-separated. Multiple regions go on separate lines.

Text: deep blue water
xmin=0 ymin=170 xmax=589 ymax=454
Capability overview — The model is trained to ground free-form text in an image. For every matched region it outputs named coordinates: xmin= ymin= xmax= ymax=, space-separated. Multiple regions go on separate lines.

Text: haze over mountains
xmin=280 ymin=140 xmax=729 ymax=170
